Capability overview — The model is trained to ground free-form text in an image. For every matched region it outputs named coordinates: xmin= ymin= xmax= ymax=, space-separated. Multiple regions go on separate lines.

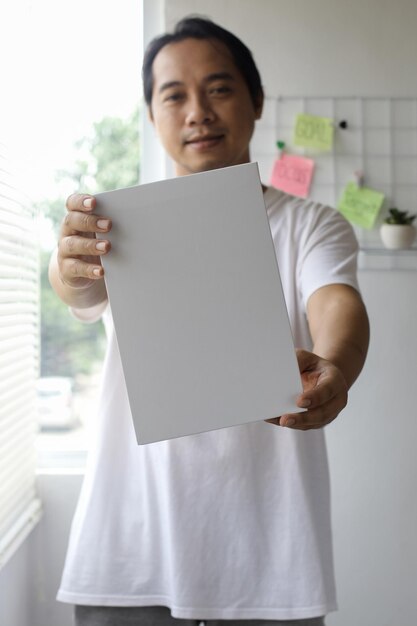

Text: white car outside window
xmin=36 ymin=377 xmax=77 ymax=430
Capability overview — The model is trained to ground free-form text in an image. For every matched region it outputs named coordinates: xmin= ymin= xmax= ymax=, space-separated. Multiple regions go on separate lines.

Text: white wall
xmin=0 ymin=473 xmax=82 ymax=626
xmin=0 ymin=534 xmax=32 ymax=626
xmin=161 ymin=2 xmax=417 ymax=625
xmin=164 ymin=0 xmax=417 ymax=97
xmin=327 ymin=271 xmax=417 ymax=626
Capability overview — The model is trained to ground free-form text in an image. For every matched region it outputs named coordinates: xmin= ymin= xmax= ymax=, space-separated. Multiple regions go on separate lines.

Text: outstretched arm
xmin=268 ymin=283 xmax=370 ymax=430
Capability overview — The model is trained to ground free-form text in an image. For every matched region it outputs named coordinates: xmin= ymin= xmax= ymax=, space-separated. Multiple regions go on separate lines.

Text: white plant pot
xmin=380 ymin=223 xmax=416 ymax=250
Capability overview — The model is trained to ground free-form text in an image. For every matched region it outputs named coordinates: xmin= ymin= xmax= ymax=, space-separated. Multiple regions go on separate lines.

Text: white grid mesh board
xmin=251 ymin=97 xmax=417 ymax=269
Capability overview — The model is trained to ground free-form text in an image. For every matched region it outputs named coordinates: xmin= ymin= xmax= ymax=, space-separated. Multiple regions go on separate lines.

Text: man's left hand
xmin=266 ymin=349 xmax=348 ymax=431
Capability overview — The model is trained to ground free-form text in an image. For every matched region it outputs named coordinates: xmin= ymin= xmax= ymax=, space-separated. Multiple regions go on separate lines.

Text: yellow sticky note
xmin=294 ymin=113 xmax=334 ymax=151
xmin=337 ymin=182 xmax=384 ymax=229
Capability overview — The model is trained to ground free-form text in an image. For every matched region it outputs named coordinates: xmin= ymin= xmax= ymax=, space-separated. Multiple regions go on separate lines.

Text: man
xmin=50 ymin=17 xmax=369 ymax=626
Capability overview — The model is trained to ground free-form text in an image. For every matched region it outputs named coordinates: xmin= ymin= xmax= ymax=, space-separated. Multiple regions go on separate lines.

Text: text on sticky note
xmin=270 ymin=153 xmax=315 ymax=198
xmin=337 ymin=182 xmax=384 ymax=229
xmin=294 ymin=113 xmax=334 ymax=151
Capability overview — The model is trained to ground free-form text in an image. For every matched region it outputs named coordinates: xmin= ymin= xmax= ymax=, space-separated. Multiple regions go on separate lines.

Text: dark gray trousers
xmin=74 ymin=605 xmax=325 ymax=626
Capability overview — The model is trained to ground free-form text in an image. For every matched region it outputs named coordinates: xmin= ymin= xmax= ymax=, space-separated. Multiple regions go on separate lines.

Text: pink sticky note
xmin=270 ymin=153 xmax=315 ymax=198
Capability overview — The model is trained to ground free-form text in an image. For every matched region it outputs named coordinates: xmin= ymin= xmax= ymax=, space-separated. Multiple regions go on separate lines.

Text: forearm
xmin=49 ymin=248 xmax=108 ymax=309
xmin=307 ymin=284 xmax=370 ymax=389
xmin=267 ymin=284 xmax=369 ymax=430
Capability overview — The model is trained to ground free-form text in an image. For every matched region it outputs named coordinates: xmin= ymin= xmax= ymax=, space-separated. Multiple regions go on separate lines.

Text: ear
xmin=254 ymin=89 xmax=264 ymax=120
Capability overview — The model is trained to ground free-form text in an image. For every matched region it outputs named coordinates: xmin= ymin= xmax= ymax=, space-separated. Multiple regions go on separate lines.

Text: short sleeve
xmin=297 ymin=205 xmax=360 ymax=308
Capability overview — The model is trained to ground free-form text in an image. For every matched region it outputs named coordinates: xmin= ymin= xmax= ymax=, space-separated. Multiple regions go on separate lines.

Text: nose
xmin=185 ymin=92 xmax=215 ymax=126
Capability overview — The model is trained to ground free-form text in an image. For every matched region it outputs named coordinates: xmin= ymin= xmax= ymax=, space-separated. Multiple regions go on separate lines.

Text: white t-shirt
xmin=57 ymin=187 xmax=359 ymax=621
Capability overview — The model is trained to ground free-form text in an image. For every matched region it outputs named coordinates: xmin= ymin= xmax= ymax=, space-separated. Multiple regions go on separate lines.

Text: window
xmin=0 ymin=0 xmax=142 ymax=471
xmin=34 ymin=4 xmax=142 ymax=467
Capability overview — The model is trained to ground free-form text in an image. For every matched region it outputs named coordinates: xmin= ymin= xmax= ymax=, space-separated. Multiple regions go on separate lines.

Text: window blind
xmin=0 ymin=145 xmax=41 ymax=568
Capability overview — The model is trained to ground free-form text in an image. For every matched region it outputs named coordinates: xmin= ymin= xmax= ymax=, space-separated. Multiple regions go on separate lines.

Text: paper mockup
xmin=96 ymin=163 xmax=302 ymax=445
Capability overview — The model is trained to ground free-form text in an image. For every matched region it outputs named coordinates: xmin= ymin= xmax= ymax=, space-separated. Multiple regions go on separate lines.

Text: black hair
xmin=142 ymin=16 xmax=264 ymax=110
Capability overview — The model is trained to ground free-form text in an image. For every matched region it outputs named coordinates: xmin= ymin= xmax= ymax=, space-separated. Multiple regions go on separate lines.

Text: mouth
xmin=184 ymin=134 xmax=225 ymax=150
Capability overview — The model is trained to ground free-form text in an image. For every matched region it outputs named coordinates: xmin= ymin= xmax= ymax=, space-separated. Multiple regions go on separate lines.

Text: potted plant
xmin=380 ymin=208 xmax=417 ymax=250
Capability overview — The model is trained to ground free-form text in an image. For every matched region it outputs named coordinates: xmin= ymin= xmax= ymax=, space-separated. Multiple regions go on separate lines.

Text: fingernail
xmin=284 ymin=418 xmax=296 ymax=427
xmin=97 ymin=219 xmax=110 ymax=230
xmin=83 ymin=197 xmax=93 ymax=209
xmin=93 ymin=268 xmax=102 ymax=277
xmin=299 ymin=399 xmax=311 ymax=409
xmin=95 ymin=241 xmax=107 ymax=251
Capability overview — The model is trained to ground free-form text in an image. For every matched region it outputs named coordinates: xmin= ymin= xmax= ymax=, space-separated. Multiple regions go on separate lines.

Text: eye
xmin=163 ymin=92 xmax=185 ymax=103
xmin=209 ymin=85 xmax=232 ymax=96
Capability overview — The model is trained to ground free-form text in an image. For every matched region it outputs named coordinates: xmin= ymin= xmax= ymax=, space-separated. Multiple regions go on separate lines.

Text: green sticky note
xmin=294 ymin=113 xmax=334 ymax=151
xmin=337 ymin=182 xmax=384 ymax=229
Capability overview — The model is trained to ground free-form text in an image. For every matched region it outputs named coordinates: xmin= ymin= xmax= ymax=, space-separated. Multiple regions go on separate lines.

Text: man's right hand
xmin=57 ymin=193 xmax=112 ymax=289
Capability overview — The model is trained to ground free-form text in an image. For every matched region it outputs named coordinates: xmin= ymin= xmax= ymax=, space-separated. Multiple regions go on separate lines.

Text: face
xmin=149 ymin=38 xmax=263 ymax=176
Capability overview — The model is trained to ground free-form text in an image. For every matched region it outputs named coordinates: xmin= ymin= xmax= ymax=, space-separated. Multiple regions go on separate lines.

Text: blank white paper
xmin=96 ymin=163 xmax=302 ymax=444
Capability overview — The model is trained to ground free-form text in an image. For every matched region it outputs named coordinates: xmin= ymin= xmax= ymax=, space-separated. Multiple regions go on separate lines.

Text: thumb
xmin=295 ymin=348 xmax=319 ymax=374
